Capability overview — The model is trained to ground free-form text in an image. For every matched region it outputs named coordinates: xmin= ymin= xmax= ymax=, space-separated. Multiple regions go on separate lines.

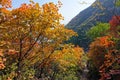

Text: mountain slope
xmin=66 ymin=0 xmax=120 ymax=51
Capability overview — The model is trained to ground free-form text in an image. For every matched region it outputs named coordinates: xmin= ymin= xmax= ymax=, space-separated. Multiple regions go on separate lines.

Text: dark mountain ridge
xmin=66 ymin=0 xmax=120 ymax=51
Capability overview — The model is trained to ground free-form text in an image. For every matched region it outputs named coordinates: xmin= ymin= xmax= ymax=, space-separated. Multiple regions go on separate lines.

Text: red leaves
xmin=99 ymin=70 xmax=120 ymax=80
xmin=99 ymin=49 xmax=120 ymax=80
xmin=103 ymin=73 xmax=111 ymax=80
xmin=99 ymin=15 xmax=120 ymax=80
xmin=109 ymin=16 xmax=120 ymax=27
xmin=109 ymin=15 xmax=120 ymax=37
xmin=110 ymin=70 xmax=120 ymax=75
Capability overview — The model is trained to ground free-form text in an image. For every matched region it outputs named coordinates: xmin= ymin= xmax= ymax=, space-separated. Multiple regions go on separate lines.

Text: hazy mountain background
xmin=66 ymin=0 xmax=120 ymax=51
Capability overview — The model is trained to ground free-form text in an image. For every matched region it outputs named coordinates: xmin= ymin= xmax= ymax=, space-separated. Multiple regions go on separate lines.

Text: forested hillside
xmin=66 ymin=0 xmax=120 ymax=51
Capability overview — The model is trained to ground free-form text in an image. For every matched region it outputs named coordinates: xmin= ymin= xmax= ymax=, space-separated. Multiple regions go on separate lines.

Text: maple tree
xmin=0 ymin=0 xmax=80 ymax=80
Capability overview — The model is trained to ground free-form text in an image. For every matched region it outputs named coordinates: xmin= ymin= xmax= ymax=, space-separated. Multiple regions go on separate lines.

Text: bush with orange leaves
xmin=88 ymin=35 xmax=120 ymax=80
xmin=88 ymin=36 xmax=115 ymax=68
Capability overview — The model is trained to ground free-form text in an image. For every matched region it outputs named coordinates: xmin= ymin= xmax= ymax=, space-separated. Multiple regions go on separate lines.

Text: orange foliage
xmin=88 ymin=36 xmax=114 ymax=68
xmin=0 ymin=0 xmax=12 ymax=8
xmin=0 ymin=49 xmax=5 ymax=70
xmin=99 ymin=36 xmax=114 ymax=48
xmin=8 ymin=49 xmax=18 ymax=55
xmin=88 ymin=35 xmax=120 ymax=80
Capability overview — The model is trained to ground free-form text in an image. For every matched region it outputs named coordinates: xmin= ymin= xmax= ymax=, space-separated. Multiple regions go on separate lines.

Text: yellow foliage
xmin=0 ymin=0 xmax=77 ymax=79
xmin=50 ymin=44 xmax=84 ymax=70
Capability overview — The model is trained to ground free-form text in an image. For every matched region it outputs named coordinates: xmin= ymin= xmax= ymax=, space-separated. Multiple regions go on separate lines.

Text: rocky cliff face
xmin=66 ymin=0 xmax=120 ymax=51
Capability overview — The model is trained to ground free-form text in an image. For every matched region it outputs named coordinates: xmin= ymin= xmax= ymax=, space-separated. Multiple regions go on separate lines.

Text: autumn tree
xmin=87 ymin=36 xmax=115 ymax=80
xmin=0 ymin=1 xmax=78 ymax=80
xmin=88 ymin=36 xmax=114 ymax=68
xmin=98 ymin=14 xmax=120 ymax=80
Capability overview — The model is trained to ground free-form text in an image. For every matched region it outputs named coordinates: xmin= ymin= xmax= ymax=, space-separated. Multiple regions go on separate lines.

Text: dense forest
xmin=0 ymin=0 xmax=120 ymax=80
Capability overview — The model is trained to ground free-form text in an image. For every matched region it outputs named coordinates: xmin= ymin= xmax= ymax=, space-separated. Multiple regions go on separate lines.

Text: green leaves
xmin=87 ymin=23 xmax=110 ymax=40
xmin=115 ymin=0 xmax=120 ymax=7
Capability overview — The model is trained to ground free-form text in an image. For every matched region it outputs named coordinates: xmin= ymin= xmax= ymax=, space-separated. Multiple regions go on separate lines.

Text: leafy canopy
xmin=87 ymin=23 xmax=110 ymax=40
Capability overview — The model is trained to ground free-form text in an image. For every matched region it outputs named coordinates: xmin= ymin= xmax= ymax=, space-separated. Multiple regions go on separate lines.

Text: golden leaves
xmin=0 ymin=49 xmax=5 ymax=70
xmin=0 ymin=49 xmax=3 ymax=56
xmin=0 ymin=1 xmax=79 ymax=79
xmin=51 ymin=44 xmax=84 ymax=69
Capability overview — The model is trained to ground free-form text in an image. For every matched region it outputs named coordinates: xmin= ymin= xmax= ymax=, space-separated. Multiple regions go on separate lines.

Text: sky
xmin=12 ymin=0 xmax=96 ymax=24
